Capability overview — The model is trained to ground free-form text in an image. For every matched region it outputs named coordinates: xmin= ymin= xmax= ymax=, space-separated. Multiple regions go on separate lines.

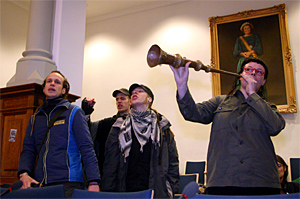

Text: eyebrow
xmin=47 ymin=78 xmax=62 ymax=82
xmin=245 ymin=66 xmax=264 ymax=70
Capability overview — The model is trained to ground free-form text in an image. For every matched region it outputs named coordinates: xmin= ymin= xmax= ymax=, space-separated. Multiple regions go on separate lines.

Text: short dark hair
xmin=238 ymin=58 xmax=268 ymax=79
xmin=42 ymin=71 xmax=70 ymax=99
xmin=229 ymin=58 xmax=268 ymax=99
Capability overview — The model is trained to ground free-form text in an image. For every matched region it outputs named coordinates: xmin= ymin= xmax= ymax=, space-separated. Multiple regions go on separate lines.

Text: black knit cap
xmin=112 ymin=88 xmax=130 ymax=97
xmin=129 ymin=83 xmax=154 ymax=101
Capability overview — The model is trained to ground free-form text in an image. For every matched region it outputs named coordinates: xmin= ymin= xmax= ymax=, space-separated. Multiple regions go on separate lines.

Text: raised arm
xmin=81 ymin=97 xmax=96 ymax=115
xmin=169 ymin=62 xmax=190 ymax=99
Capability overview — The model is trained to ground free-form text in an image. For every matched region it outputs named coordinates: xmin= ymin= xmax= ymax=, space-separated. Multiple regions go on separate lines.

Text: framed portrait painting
xmin=209 ymin=4 xmax=297 ymax=113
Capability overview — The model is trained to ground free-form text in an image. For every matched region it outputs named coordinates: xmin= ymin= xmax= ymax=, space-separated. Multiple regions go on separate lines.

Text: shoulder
xmin=252 ymin=34 xmax=261 ymax=38
xmin=65 ymin=104 xmax=86 ymax=120
xmin=97 ymin=116 xmax=117 ymax=129
xmin=112 ymin=116 xmax=125 ymax=128
xmin=100 ymin=116 xmax=116 ymax=123
xmin=215 ymin=95 xmax=227 ymax=101
xmin=208 ymin=95 xmax=227 ymax=105
xmin=155 ymin=112 xmax=171 ymax=132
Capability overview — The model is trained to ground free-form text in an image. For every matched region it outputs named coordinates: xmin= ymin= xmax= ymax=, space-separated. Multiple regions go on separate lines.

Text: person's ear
xmin=62 ymin=88 xmax=66 ymax=95
xmin=148 ymin=97 xmax=153 ymax=103
xmin=283 ymin=166 xmax=287 ymax=172
xmin=262 ymin=79 xmax=266 ymax=86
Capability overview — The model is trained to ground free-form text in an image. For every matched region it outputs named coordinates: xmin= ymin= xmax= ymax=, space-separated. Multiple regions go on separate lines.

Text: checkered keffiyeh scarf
xmin=117 ymin=109 xmax=164 ymax=162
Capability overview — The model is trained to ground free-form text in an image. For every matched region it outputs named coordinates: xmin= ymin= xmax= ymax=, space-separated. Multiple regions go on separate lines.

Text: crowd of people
xmin=16 ymin=57 xmax=299 ymax=198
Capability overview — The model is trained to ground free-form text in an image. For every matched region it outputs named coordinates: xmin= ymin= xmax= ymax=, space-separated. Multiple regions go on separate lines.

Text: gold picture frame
xmin=209 ymin=4 xmax=296 ymax=113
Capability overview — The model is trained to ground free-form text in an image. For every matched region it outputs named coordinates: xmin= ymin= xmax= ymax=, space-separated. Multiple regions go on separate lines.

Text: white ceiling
xmin=86 ymin=1 xmax=157 ymax=19
xmin=8 ymin=0 xmax=180 ymax=20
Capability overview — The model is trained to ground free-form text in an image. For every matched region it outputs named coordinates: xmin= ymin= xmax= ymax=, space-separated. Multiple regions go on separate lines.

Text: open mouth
xmin=131 ymin=95 xmax=138 ymax=100
xmin=118 ymin=104 xmax=123 ymax=109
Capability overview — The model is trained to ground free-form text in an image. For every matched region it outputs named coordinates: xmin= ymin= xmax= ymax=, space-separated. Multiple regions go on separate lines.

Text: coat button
xmin=239 ymin=141 xmax=243 ymax=145
xmin=240 ymin=160 xmax=244 ymax=164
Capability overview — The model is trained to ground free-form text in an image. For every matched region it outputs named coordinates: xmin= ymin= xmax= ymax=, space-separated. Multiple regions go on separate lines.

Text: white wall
xmin=1 ymin=0 xmax=299 ymax=178
xmin=83 ymin=1 xmax=300 ymax=176
xmin=0 ymin=1 xmax=29 ymax=87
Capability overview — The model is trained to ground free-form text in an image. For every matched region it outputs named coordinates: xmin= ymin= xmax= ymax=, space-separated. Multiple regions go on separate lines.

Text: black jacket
xmin=93 ymin=115 xmax=118 ymax=178
xmin=102 ymin=115 xmax=180 ymax=198
xmin=281 ymin=180 xmax=300 ymax=194
xmin=82 ymin=98 xmax=125 ymax=178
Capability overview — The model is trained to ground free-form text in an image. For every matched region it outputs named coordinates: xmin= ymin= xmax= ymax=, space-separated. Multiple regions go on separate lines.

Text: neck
xmin=239 ymin=87 xmax=249 ymax=99
xmin=132 ymin=104 xmax=149 ymax=112
xmin=131 ymin=108 xmax=151 ymax=118
xmin=119 ymin=110 xmax=129 ymax=116
xmin=44 ymin=96 xmax=63 ymax=115
xmin=45 ymin=96 xmax=63 ymax=104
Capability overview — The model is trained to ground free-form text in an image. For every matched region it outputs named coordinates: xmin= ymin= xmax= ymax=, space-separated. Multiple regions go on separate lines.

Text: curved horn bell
xmin=147 ymin=44 xmax=240 ymax=77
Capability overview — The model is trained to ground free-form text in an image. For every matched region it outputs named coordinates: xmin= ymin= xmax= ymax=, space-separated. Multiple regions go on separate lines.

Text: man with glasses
xmin=169 ymin=58 xmax=285 ymax=195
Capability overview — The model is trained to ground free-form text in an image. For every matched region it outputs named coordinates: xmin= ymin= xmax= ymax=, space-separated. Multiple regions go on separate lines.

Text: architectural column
xmin=51 ymin=0 xmax=87 ymax=100
xmin=7 ymin=0 xmax=56 ymax=87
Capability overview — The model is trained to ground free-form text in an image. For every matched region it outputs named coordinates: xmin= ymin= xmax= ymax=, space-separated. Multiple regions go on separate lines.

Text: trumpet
xmin=147 ymin=44 xmax=240 ymax=77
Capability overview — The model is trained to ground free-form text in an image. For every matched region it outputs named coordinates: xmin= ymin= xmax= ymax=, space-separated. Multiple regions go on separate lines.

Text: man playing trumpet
xmin=170 ymin=58 xmax=285 ymax=195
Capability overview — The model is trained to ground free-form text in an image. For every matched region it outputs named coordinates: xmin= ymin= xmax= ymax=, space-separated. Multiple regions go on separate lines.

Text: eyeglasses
xmin=243 ymin=67 xmax=265 ymax=76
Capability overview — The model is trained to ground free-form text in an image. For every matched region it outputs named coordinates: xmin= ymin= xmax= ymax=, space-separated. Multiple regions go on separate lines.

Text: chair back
xmin=71 ymin=189 xmax=153 ymax=199
xmin=185 ymin=161 xmax=206 ymax=184
xmin=289 ymin=158 xmax=300 ymax=181
xmin=1 ymin=185 xmax=65 ymax=198
xmin=1 ymin=187 xmax=7 ymax=195
xmin=178 ymin=173 xmax=199 ymax=194
xmin=191 ymin=193 xmax=300 ymax=198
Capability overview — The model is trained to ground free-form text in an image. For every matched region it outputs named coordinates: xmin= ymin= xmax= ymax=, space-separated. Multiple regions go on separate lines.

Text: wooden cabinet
xmin=0 ymin=83 xmax=79 ymax=185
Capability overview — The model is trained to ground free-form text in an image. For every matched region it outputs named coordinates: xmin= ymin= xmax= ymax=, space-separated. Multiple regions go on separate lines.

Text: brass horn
xmin=147 ymin=44 xmax=240 ymax=77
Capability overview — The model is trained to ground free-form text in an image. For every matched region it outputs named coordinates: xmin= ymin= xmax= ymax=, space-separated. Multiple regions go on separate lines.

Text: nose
xmin=251 ymin=69 xmax=256 ymax=76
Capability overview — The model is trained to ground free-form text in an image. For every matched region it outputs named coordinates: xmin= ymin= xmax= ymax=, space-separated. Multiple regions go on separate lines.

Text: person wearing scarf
xmin=102 ymin=83 xmax=179 ymax=198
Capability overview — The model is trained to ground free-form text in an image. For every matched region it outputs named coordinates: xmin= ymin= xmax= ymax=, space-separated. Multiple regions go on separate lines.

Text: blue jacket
xmin=18 ymin=99 xmax=100 ymax=184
